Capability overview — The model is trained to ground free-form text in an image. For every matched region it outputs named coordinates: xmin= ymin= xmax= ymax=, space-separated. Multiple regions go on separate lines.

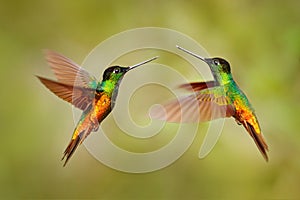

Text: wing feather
xmin=179 ymin=81 xmax=217 ymax=92
xmin=151 ymin=86 xmax=235 ymax=123
xmin=44 ymin=50 xmax=96 ymax=87
xmin=37 ymin=76 xmax=95 ymax=110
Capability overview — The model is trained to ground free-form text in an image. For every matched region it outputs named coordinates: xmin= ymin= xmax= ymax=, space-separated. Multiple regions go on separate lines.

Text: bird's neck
xmin=214 ymin=72 xmax=233 ymax=85
xmin=100 ymin=78 xmax=124 ymax=96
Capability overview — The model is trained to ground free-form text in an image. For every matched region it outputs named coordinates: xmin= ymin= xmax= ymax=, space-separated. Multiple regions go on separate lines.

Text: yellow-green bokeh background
xmin=1 ymin=0 xmax=300 ymax=199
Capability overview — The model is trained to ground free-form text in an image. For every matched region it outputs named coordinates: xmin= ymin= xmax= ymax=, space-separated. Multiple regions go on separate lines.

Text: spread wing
xmin=37 ymin=50 xmax=98 ymax=110
xmin=179 ymin=81 xmax=217 ymax=92
xmin=151 ymin=86 xmax=235 ymax=123
xmin=45 ymin=50 xmax=97 ymax=88
xmin=37 ymin=76 xmax=96 ymax=110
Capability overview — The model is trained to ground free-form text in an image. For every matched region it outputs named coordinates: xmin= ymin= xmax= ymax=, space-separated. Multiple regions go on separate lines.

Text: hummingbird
xmin=152 ymin=45 xmax=269 ymax=161
xmin=37 ymin=50 xmax=158 ymax=166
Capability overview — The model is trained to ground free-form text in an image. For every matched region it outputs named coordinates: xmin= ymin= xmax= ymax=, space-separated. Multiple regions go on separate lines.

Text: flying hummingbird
xmin=37 ymin=50 xmax=158 ymax=166
xmin=152 ymin=45 xmax=269 ymax=161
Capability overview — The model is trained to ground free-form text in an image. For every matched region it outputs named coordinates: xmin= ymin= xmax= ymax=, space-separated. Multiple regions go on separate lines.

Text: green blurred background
xmin=1 ymin=0 xmax=300 ymax=199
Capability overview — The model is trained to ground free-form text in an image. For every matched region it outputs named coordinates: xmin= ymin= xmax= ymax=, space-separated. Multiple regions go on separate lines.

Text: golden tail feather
xmin=61 ymin=136 xmax=81 ymax=167
xmin=61 ymin=125 xmax=94 ymax=167
xmin=243 ymin=121 xmax=269 ymax=161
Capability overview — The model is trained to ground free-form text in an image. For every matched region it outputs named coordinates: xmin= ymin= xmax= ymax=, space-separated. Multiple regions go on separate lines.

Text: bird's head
xmin=102 ymin=56 xmax=158 ymax=83
xmin=102 ymin=66 xmax=129 ymax=82
xmin=176 ymin=45 xmax=232 ymax=84
xmin=203 ymin=57 xmax=231 ymax=75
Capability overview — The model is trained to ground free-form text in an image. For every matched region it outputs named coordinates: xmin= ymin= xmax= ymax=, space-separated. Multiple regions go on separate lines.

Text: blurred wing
xmin=179 ymin=81 xmax=217 ymax=92
xmin=37 ymin=76 xmax=96 ymax=110
xmin=151 ymin=86 xmax=235 ymax=123
xmin=45 ymin=50 xmax=97 ymax=88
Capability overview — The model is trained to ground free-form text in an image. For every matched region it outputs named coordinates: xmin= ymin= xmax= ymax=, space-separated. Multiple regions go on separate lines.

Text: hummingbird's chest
xmin=230 ymin=92 xmax=261 ymax=134
xmin=233 ymin=98 xmax=253 ymax=120
xmin=225 ymin=83 xmax=255 ymax=121
xmin=90 ymin=93 xmax=112 ymax=123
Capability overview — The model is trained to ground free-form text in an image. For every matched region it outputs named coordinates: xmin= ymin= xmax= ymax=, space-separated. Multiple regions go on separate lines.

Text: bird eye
xmin=113 ymin=68 xmax=120 ymax=73
xmin=213 ymin=60 xmax=219 ymax=65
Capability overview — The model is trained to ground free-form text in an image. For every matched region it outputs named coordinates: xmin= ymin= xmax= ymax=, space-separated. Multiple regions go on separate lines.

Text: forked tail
xmin=61 ymin=137 xmax=81 ymax=167
xmin=61 ymin=127 xmax=92 ymax=167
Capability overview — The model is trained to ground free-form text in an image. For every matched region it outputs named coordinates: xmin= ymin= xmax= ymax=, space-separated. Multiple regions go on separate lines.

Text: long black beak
xmin=176 ymin=45 xmax=207 ymax=63
xmin=128 ymin=56 xmax=159 ymax=71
